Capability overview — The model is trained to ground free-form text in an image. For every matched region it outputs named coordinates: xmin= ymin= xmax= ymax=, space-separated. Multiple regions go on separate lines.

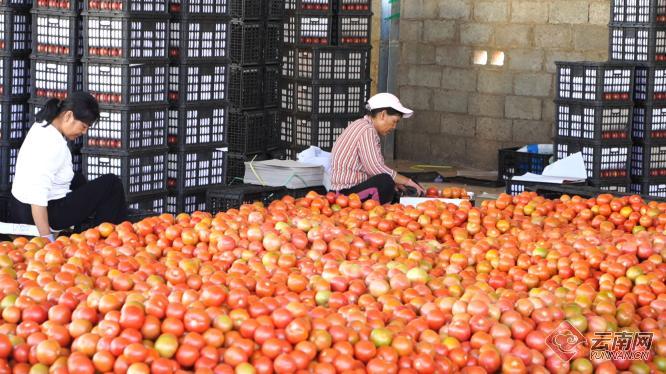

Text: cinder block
xmin=589 ymin=1 xmax=610 ymax=25
xmin=396 ymin=130 xmax=432 ymax=160
xmin=494 ymin=25 xmax=531 ymax=48
xmin=511 ymin=0 xmax=548 ymax=23
xmin=423 ymin=20 xmax=456 ymax=43
xmin=430 ymin=135 xmax=467 ymax=164
xmin=401 ymin=44 xmax=436 ymax=65
xmin=542 ymin=99 xmax=555 ymax=123
xmin=535 ymin=25 xmax=572 ymax=48
xmin=477 ymin=70 xmax=513 ymax=95
xmin=433 ymin=90 xmax=469 ymax=114
xmin=403 ymin=111 xmax=442 ymax=134
xmin=439 ymin=0 xmax=471 ymax=20
xmin=399 ymin=86 xmax=433 ymax=111
xmin=513 ymin=73 xmax=553 ymax=97
xmin=441 ymin=68 xmax=477 ymax=92
xmin=506 ymin=96 xmax=542 ymax=120
xmin=469 ymin=93 xmax=504 ymax=117
xmin=407 ymin=65 xmax=442 ymax=88
xmin=465 ymin=138 xmax=502 ymax=170
xmin=544 ymin=50 xmax=587 ymax=73
xmin=399 ymin=20 xmax=422 ymax=42
xmin=476 ymin=117 xmax=512 ymax=141
xmin=441 ymin=113 xmax=476 ymax=137
xmin=507 ymin=49 xmax=544 ymax=72
xmin=512 ymin=120 xmax=553 ymax=143
xmin=460 ymin=23 xmax=493 ymax=46
xmin=474 ymin=0 xmax=508 ymax=23
xmin=401 ymin=0 xmax=439 ymax=19
xmin=436 ymin=46 xmax=472 ymax=67
xmin=548 ymin=0 xmax=589 ymax=24
xmin=573 ymin=25 xmax=609 ymax=51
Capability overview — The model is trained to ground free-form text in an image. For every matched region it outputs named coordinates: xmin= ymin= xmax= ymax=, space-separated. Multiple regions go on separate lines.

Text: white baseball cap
xmin=366 ymin=93 xmax=414 ymax=118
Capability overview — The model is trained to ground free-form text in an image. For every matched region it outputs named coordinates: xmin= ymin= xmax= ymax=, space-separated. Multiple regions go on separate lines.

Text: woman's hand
xmin=395 ymin=174 xmax=426 ymax=196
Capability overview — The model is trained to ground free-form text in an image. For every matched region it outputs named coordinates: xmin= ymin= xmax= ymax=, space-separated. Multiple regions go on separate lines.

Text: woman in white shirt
xmin=8 ymin=92 xmax=127 ymax=242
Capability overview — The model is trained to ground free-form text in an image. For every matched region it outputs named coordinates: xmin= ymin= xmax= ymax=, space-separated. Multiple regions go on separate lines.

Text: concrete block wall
xmin=396 ymin=0 xmax=610 ymax=170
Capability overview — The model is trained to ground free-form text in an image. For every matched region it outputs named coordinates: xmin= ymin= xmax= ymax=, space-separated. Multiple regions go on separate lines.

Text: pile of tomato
xmin=1 ymin=191 xmax=666 ymax=373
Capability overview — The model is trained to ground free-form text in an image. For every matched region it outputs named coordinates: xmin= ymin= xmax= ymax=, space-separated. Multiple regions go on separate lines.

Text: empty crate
xmin=229 ymin=0 xmax=262 ymax=19
xmin=556 ymin=61 xmax=634 ymax=102
xmin=281 ymin=45 xmax=370 ymax=81
xmin=497 ymin=147 xmax=552 ymax=183
xmin=631 ymin=141 xmax=666 ymax=177
xmin=168 ymin=62 xmax=227 ymax=105
xmin=634 ymin=65 xmax=666 ymax=102
xmin=0 ymin=55 xmax=29 ymax=99
xmin=555 ymin=101 xmax=632 ymax=141
xmin=292 ymin=113 xmax=354 ymax=151
xmin=169 ymin=17 xmax=229 ymax=61
xmin=264 ymin=64 xmax=279 ymax=107
xmin=0 ymin=9 xmax=30 ymax=54
xmin=85 ymin=0 xmax=168 ymax=15
xmin=83 ymin=106 xmax=167 ymax=151
xmin=555 ymin=138 xmax=631 ymax=180
xmin=611 ymin=0 xmax=666 ymax=24
xmin=169 ymin=0 xmax=227 ymax=16
xmin=229 ymin=20 xmax=262 ymax=65
xmin=168 ymin=105 xmax=227 ymax=149
xmin=83 ymin=15 xmax=168 ymax=60
xmin=207 ymin=184 xmax=286 ymax=214
xmin=283 ymin=80 xmax=370 ymax=115
xmin=83 ymin=62 xmax=167 ymax=105
xmin=634 ymin=104 xmax=666 ymax=141
xmin=0 ymin=139 xmax=19 ymax=191
xmin=167 ymin=189 xmax=207 ymax=214
xmin=31 ymin=58 xmax=83 ymax=101
xmin=0 ymin=100 xmax=30 ymax=143
xmin=609 ymin=24 xmax=666 ymax=63
xmin=32 ymin=11 xmax=82 ymax=59
xmin=265 ymin=21 xmax=281 ymax=64
xmin=228 ymin=110 xmax=266 ymax=153
xmin=167 ymin=147 xmax=226 ymax=191
xmin=266 ymin=109 xmax=281 ymax=149
xmin=631 ymin=178 xmax=666 ymax=197
xmin=229 ymin=65 xmax=262 ymax=109
xmin=82 ymin=149 xmax=167 ymax=197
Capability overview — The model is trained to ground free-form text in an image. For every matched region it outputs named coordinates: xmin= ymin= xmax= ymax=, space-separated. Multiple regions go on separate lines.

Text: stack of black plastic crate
xmin=606 ymin=1 xmax=666 ymax=197
xmin=166 ymin=0 xmax=229 ymax=214
xmin=277 ymin=0 xmax=372 ymax=162
xmin=0 ymin=0 xmax=32 ymax=220
xmin=79 ymin=0 xmax=170 ymax=214
xmin=224 ymin=0 xmax=283 ymax=185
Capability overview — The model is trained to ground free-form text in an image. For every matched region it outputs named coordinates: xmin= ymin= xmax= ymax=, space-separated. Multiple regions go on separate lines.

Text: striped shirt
xmin=330 ymin=116 xmax=397 ymax=191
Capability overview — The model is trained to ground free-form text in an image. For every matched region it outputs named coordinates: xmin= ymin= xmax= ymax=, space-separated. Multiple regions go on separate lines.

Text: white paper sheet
xmin=511 ymin=152 xmax=587 ymax=184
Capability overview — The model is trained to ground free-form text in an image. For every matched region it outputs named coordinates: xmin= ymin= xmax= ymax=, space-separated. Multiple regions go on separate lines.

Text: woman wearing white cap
xmin=329 ymin=93 xmax=426 ymax=204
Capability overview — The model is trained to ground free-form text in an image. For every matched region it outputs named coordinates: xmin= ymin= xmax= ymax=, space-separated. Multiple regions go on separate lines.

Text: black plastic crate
xmin=337 ymin=0 xmax=370 ymax=13
xmin=497 ymin=147 xmax=552 ymax=183
xmin=83 ymin=105 xmax=167 ymax=151
xmin=555 ymin=61 xmax=634 ymax=103
xmin=72 ymin=151 xmax=82 ymax=172
xmin=268 ymin=145 xmax=299 ymax=160
xmin=228 ymin=110 xmax=266 ymax=154
xmin=554 ymin=137 xmax=631 ymax=180
xmin=229 ymin=65 xmax=262 ymax=110
xmin=264 ymin=64 xmax=279 ymax=108
xmin=284 ymin=79 xmax=370 ymax=115
xmin=292 ymin=113 xmax=354 ymax=151
xmin=229 ymin=0 xmax=261 ymax=19
xmin=281 ymin=45 xmax=370 ymax=81
xmin=169 ymin=17 xmax=229 ymax=61
xmin=3 ymin=0 xmax=31 ymax=11
xmin=284 ymin=0 xmax=334 ymax=14
xmin=85 ymin=0 xmax=168 ymax=15
xmin=83 ymin=14 xmax=168 ymax=61
xmin=167 ymin=189 xmax=207 ymax=214
xmin=0 ymin=100 xmax=29 ymax=143
xmin=168 ymin=104 xmax=227 ymax=149
xmin=32 ymin=11 xmax=83 ymax=59
xmin=207 ymin=184 xmax=286 ymax=214
xmin=84 ymin=61 xmax=167 ymax=106
xmin=336 ymin=14 xmax=371 ymax=45
xmin=634 ymin=65 xmax=666 ymax=103
xmin=226 ymin=152 xmax=267 ymax=184
xmin=169 ymin=0 xmax=227 ymax=16
xmin=589 ymin=179 xmax=631 ymax=194
xmin=31 ymin=58 xmax=83 ymax=102
xmin=631 ymin=177 xmax=666 ymax=198
xmin=609 ymin=24 xmax=666 ymax=63
xmin=281 ymin=185 xmax=327 ymax=198
xmin=0 ymin=9 xmax=31 ymax=54
xmin=279 ymin=111 xmax=293 ymax=145
xmin=229 ymin=20 xmax=262 ymax=65
xmin=0 ymin=192 xmax=7 ymax=221
xmin=0 ymin=55 xmax=29 ymax=99
xmin=266 ymin=0 xmax=282 ymax=20
xmin=266 ymin=109 xmax=281 ymax=149
xmin=634 ymin=103 xmax=666 ymax=141
xmin=283 ymin=14 xmax=332 ymax=46
xmin=127 ymin=193 xmax=166 ymax=216
xmin=82 ymin=148 xmax=167 ymax=198
xmin=631 ymin=140 xmax=666 ymax=177
xmin=265 ymin=21 xmax=281 ymax=65
xmin=505 ymin=179 xmax=586 ymax=196
xmin=0 ymin=139 xmax=20 ymax=191
xmin=612 ymin=0 xmax=666 ymax=24
xmin=555 ymin=100 xmax=632 ymax=141
xmin=167 ymin=147 xmax=226 ymax=191
xmin=168 ymin=62 xmax=227 ymax=105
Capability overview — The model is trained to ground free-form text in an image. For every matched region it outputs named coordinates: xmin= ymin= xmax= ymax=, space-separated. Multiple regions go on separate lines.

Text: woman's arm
xmin=31 ymin=205 xmax=53 ymax=240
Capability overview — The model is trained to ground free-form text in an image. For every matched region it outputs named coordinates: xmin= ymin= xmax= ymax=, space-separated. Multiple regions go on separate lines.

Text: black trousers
xmin=339 ymin=173 xmax=396 ymax=205
xmin=9 ymin=173 xmax=128 ymax=231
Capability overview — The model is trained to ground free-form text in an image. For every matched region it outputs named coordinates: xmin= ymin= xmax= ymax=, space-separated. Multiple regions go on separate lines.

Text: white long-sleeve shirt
xmin=11 ymin=122 xmax=74 ymax=206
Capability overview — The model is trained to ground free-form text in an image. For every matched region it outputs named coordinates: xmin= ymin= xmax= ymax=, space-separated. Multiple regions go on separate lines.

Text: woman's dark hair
xmin=368 ymin=107 xmax=404 ymax=118
xmin=35 ymin=91 xmax=100 ymax=126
